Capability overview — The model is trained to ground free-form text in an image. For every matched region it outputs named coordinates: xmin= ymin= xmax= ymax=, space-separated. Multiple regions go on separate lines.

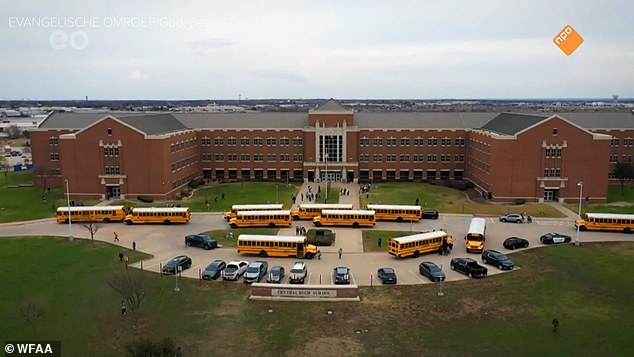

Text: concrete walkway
xmin=543 ymin=202 xmax=579 ymax=220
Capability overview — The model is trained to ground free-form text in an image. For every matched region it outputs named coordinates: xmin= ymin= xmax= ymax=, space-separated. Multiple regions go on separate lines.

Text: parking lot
xmin=2 ymin=211 xmax=629 ymax=286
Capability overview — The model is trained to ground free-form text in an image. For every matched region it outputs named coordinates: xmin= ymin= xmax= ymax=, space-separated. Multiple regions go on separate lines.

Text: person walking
xmin=120 ymin=300 xmax=127 ymax=316
xmin=317 ymin=250 xmax=322 ymax=260
xmin=113 ymin=231 xmax=119 ymax=242
xmin=378 ymin=238 xmax=382 ymax=247
xmin=132 ymin=241 xmax=136 ymax=251
xmin=338 ymin=248 xmax=343 ymax=259
xmin=118 ymin=252 xmax=124 ymax=262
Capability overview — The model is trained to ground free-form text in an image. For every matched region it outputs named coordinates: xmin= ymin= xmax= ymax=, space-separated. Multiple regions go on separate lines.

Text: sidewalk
xmin=543 ymin=202 xmax=579 ymax=220
xmin=292 ymin=181 xmax=361 ymax=210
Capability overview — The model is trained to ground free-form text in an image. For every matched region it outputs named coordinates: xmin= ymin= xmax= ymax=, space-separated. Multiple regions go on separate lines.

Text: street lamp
xmin=64 ymin=178 xmax=73 ymax=241
xmin=324 ymin=153 xmax=329 ymax=202
xmin=575 ymin=181 xmax=583 ymax=247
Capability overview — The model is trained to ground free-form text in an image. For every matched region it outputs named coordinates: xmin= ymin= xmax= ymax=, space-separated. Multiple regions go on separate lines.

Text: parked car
xmin=499 ymin=213 xmax=524 ymax=223
xmin=503 ymin=237 xmax=529 ymax=250
xmin=162 ymin=255 xmax=192 ymax=275
xmin=202 ymin=260 xmax=226 ymax=280
xmin=333 ymin=266 xmax=351 ymax=284
xmin=418 ymin=261 xmax=446 ymax=282
xmin=450 ymin=257 xmax=488 ymax=278
xmin=481 ymin=249 xmax=514 ymax=270
xmin=377 ymin=267 xmax=397 ymax=284
xmin=267 ymin=266 xmax=285 ymax=283
xmin=289 ymin=261 xmax=308 ymax=284
xmin=185 ymin=234 xmax=218 ymax=250
xmin=243 ymin=261 xmax=268 ymax=284
xmin=223 ymin=260 xmax=249 ymax=281
xmin=421 ymin=209 xmax=439 ymax=219
xmin=540 ymin=232 xmax=572 ymax=245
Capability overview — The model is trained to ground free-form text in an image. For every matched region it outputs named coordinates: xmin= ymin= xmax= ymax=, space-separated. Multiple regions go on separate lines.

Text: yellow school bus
xmin=56 ymin=205 xmax=126 ymax=223
xmin=291 ymin=203 xmax=353 ymax=220
xmin=388 ymin=230 xmax=453 ymax=258
xmin=228 ymin=210 xmax=292 ymax=228
xmin=366 ymin=204 xmax=422 ymax=222
xmin=465 ymin=217 xmax=486 ymax=253
xmin=224 ymin=204 xmax=284 ymax=221
xmin=124 ymin=207 xmax=191 ymax=225
xmin=575 ymin=213 xmax=634 ymax=233
xmin=237 ymin=234 xmax=319 ymax=259
xmin=312 ymin=209 xmax=375 ymax=228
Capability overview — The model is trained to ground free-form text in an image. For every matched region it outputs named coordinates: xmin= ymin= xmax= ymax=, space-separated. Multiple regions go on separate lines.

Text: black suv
xmin=421 ymin=209 xmax=439 ymax=219
xmin=185 ymin=234 xmax=218 ymax=250
xmin=481 ymin=249 xmax=514 ymax=270
xmin=202 ymin=260 xmax=226 ymax=280
xmin=162 ymin=255 xmax=192 ymax=274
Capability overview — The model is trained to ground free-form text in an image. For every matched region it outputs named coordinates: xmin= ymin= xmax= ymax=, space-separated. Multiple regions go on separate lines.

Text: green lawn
xmin=0 ymin=237 xmax=632 ymax=355
xmin=0 ymin=171 xmax=65 ymax=223
xmin=607 ymin=183 xmax=634 ymax=202
xmin=563 ymin=185 xmax=634 ymax=214
xmin=362 ymin=230 xmax=412 ymax=252
xmin=203 ymin=228 xmax=279 ymax=248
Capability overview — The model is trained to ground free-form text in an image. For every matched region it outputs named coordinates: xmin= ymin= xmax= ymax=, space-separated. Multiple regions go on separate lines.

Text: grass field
xmin=563 ymin=185 xmax=634 ymax=214
xmin=1 ymin=236 xmax=632 ymax=356
xmin=362 ymin=230 xmax=411 ymax=252
xmin=0 ymin=171 xmax=65 ymax=223
xmin=202 ymin=228 xmax=279 ymax=248
xmin=361 ymin=182 xmax=566 ymax=217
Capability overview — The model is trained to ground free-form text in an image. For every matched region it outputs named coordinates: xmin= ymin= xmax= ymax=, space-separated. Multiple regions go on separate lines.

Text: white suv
xmin=289 ymin=262 xmax=307 ymax=284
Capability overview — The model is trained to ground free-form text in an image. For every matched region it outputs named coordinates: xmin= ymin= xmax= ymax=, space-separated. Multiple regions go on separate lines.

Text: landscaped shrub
xmin=137 ymin=195 xmax=153 ymax=203
xmin=514 ymin=198 xmax=526 ymax=205
xmin=180 ymin=189 xmax=191 ymax=198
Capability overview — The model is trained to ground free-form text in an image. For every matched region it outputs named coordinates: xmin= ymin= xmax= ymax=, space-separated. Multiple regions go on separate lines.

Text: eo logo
xmin=553 ymin=25 xmax=583 ymax=56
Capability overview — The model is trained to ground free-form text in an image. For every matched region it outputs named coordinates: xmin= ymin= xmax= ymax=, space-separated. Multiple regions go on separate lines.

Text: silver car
xmin=499 ymin=213 xmax=524 ymax=223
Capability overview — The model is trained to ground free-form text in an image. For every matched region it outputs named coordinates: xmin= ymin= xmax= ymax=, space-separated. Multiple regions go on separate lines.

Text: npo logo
xmin=553 ymin=24 xmax=583 ymax=56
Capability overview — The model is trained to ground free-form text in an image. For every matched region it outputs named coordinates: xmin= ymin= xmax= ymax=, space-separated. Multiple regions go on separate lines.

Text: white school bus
xmin=291 ymin=203 xmax=353 ymax=220
xmin=388 ymin=230 xmax=453 ymax=258
xmin=124 ymin=207 xmax=191 ymax=225
xmin=228 ymin=210 xmax=292 ymax=228
xmin=465 ymin=217 xmax=486 ymax=253
xmin=224 ymin=204 xmax=284 ymax=221
xmin=312 ymin=209 xmax=375 ymax=228
xmin=56 ymin=205 xmax=126 ymax=223
xmin=237 ymin=234 xmax=318 ymax=259
xmin=366 ymin=204 xmax=422 ymax=222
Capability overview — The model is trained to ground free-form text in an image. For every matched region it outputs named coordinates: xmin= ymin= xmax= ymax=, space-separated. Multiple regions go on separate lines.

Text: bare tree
xmin=6 ymin=124 xmax=22 ymax=139
xmin=82 ymin=222 xmax=102 ymax=240
xmin=612 ymin=162 xmax=634 ymax=196
xmin=33 ymin=165 xmax=55 ymax=192
xmin=107 ymin=271 xmax=148 ymax=323
xmin=18 ymin=301 xmax=45 ymax=336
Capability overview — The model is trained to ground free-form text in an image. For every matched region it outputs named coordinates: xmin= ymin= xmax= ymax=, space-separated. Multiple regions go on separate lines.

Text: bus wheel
xmin=397 ymin=217 xmax=403 ymax=222
xmin=269 ymin=222 xmax=276 ymax=228
xmin=125 ymin=220 xmax=132 ymax=225
xmin=305 ymin=252 xmax=313 ymax=259
xmin=314 ymin=222 xmax=321 ymax=227
xmin=103 ymin=218 xmax=111 ymax=223
xmin=259 ymin=250 xmax=268 ymax=257
xmin=413 ymin=251 xmax=420 ymax=258
xmin=579 ymin=226 xmax=587 ymax=231
xmin=293 ymin=215 xmax=300 ymax=220
xmin=624 ymin=227 xmax=631 ymax=233
xmin=353 ymin=222 xmax=359 ymax=228
xmin=65 ymin=219 xmax=69 ymax=224
xmin=164 ymin=220 xmax=171 ymax=225
xmin=230 ymin=223 xmax=237 ymax=228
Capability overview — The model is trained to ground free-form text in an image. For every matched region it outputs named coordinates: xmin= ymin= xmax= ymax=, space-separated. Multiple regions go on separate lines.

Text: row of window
xmin=104 ymin=166 xmax=120 ymax=175
xmin=170 ymin=138 xmax=197 ymax=153
xmin=208 ymin=153 xmax=304 ymax=162
xmin=359 ymin=137 xmax=465 ymax=147
xmin=203 ymin=136 xmax=304 ymax=146
xmin=171 ymin=155 xmax=197 ymax=172
xmin=543 ymin=168 xmax=561 ymax=178
xmin=469 ymin=139 xmax=491 ymax=154
xmin=171 ymin=172 xmax=198 ymax=189
xmin=103 ymin=147 xmax=120 ymax=157
xmin=359 ymin=154 xmax=464 ymax=163
xmin=611 ymin=138 xmax=634 ymax=147
xmin=238 ymin=241 xmax=299 ymax=248
xmin=610 ymin=154 xmax=633 ymax=163
xmin=48 ymin=137 xmax=58 ymax=146
xmin=468 ymin=158 xmax=490 ymax=173
xmin=544 ymin=148 xmax=562 ymax=158
xmin=396 ymin=237 xmax=443 ymax=249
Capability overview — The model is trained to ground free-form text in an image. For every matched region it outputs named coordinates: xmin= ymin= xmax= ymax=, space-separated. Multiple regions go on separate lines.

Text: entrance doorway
xmin=544 ymin=189 xmax=557 ymax=201
xmin=321 ymin=171 xmax=340 ymax=182
xmin=107 ymin=185 xmax=120 ymax=200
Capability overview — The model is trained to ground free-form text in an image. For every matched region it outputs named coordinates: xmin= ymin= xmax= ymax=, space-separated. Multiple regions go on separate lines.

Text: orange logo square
xmin=553 ymin=25 xmax=583 ymax=56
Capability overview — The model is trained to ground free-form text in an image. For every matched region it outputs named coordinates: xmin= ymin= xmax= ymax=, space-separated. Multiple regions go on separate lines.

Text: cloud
xmin=129 ymin=70 xmax=148 ymax=81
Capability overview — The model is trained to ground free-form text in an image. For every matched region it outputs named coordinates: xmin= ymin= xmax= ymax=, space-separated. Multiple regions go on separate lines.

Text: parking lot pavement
xmin=3 ymin=212 xmax=631 ymax=286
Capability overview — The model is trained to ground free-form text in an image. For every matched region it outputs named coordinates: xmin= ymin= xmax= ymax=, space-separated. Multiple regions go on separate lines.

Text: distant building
xmin=29 ymin=99 xmax=634 ymax=202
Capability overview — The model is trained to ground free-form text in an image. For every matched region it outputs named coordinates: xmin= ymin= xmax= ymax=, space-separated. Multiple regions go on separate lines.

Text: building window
xmin=399 ymin=154 xmax=410 ymax=162
xmin=414 ymin=137 xmax=424 ymax=146
xmin=624 ymin=137 xmax=633 ymax=147
xmin=454 ymin=154 xmax=465 ymax=163
xmin=386 ymin=137 xmax=397 ymax=146
xmin=214 ymin=137 xmax=224 ymax=146
xmin=623 ymin=154 xmax=633 ymax=163
xmin=428 ymin=137 xmax=438 ymax=146
xmin=227 ymin=137 xmax=237 ymax=146
xmin=201 ymin=137 xmax=211 ymax=146
xmin=440 ymin=154 xmax=451 ymax=163
xmin=253 ymin=153 xmax=263 ymax=162
xmin=104 ymin=166 xmax=120 ymax=175
xmin=240 ymin=153 xmax=250 ymax=161
xmin=48 ymin=137 xmax=58 ymax=146
xmin=360 ymin=137 xmax=370 ymax=146
xmin=266 ymin=153 xmax=276 ymax=162
xmin=293 ymin=136 xmax=303 ymax=146
xmin=280 ymin=137 xmax=290 ymax=146
xmin=441 ymin=137 xmax=451 ymax=146
xmin=400 ymin=137 xmax=410 ymax=146
xmin=201 ymin=153 xmax=211 ymax=162
xmin=608 ymin=171 xmax=616 ymax=179
xmin=103 ymin=147 xmax=119 ymax=157
xmin=293 ymin=153 xmax=303 ymax=162
xmin=373 ymin=154 xmax=383 ymax=162
xmin=427 ymin=154 xmax=437 ymax=162
xmin=413 ymin=154 xmax=424 ymax=163
xmin=107 ymin=128 xmax=112 ymax=135
xmin=266 ymin=137 xmax=277 ymax=146
xmin=50 ymin=152 xmax=60 ymax=161
xmin=253 ymin=137 xmax=264 ymax=146
xmin=373 ymin=137 xmax=383 ymax=146
xmin=240 ymin=137 xmax=250 ymax=146
xmin=280 ymin=153 xmax=290 ymax=162
xmin=386 ymin=154 xmax=396 ymax=163
xmin=359 ymin=154 xmax=370 ymax=163
xmin=214 ymin=153 xmax=224 ymax=161
xmin=611 ymin=138 xmax=619 ymax=147
xmin=552 ymin=128 xmax=558 ymax=136
xmin=609 ymin=154 xmax=618 ymax=163
xmin=454 ymin=137 xmax=465 ymax=147
xmin=227 ymin=153 xmax=238 ymax=162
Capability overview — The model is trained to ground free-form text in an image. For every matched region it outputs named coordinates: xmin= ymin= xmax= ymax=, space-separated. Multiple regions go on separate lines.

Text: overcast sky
xmin=1 ymin=0 xmax=632 ymax=100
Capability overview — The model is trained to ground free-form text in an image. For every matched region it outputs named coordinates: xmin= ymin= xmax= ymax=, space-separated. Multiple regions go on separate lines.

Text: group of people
xmin=339 ymin=188 xmax=351 ymax=196
xmin=438 ymin=237 xmax=454 ymax=256
xmin=295 ymin=226 xmax=307 ymax=235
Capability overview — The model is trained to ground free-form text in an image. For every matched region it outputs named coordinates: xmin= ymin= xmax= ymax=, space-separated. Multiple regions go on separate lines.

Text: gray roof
xmin=480 ymin=113 xmax=548 ymax=135
xmin=118 ymin=114 xmax=187 ymax=135
xmin=310 ymin=99 xmax=353 ymax=113
xmin=356 ymin=112 xmax=495 ymax=129
xmin=546 ymin=112 xmax=634 ymax=129
xmin=174 ymin=112 xmax=307 ymax=129
xmin=38 ymin=112 xmax=146 ymax=129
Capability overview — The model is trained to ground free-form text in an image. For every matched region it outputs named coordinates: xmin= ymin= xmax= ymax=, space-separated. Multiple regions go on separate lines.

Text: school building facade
xmin=29 ymin=100 xmax=634 ymax=203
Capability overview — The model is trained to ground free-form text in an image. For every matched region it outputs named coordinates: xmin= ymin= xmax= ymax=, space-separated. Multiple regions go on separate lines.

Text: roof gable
xmin=309 ymin=99 xmax=353 ymax=114
xmin=480 ymin=112 xmax=548 ymax=135
xmin=118 ymin=113 xmax=188 ymax=135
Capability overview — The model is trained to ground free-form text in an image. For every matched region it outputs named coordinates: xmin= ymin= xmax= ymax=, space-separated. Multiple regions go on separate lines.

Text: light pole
xmin=575 ymin=181 xmax=583 ymax=246
xmin=65 ymin=178 xmax=73 ymax=241
xmin=324 ymin=153 xmax=329 ymax=202
xmin=276 ymin=184 xmax=279 ymax=203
